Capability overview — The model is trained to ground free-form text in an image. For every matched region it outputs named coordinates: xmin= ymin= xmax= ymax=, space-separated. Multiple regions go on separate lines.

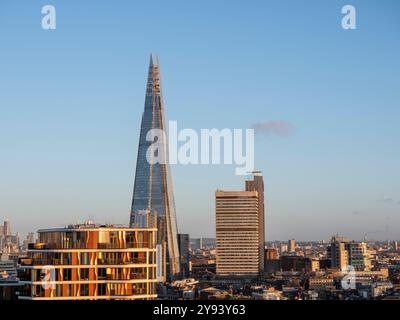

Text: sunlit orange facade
xmin=18 ymin=224 xmax=157 ymax=300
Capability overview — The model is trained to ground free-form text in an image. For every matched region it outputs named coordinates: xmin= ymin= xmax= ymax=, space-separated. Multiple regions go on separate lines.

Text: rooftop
xmin=37 ymin=221 xmax=157 ymax=233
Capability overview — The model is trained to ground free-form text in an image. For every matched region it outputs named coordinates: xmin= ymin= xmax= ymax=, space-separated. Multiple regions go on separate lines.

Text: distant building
xmin=22 ymin=232 xmax=35 ymax=251
xmin=189 ymin=238 xmax=216 ymax=251
xmin=264 ymin=248 xmax=280 ymax=273
xmin=327 ymin=236 xmax=349 ymax=271
xmin=0 ymin=279 xmax=24 ymax=300
xmin=347 ymin=242 xmax=372 ymax=271
xmin=0 ymin=219 xmax=20 ymax=254
xmin=0 ymin=258 xmax=17 ymax=279
xmin=201 ymin=238 xmax=216 ymax=249
xmin=200 ymin=287 xmax=230 ymax=299
xmin=280 ymin=256 xmax=319 ymax=272
xmin=0 ymin=253 xmax=22 ymax=300
xmin=26 ymin=232 xmax=34 ymax=243
xmin=3 ymin=220 xmax=11 ymax=237
xmin=178 ymin=234 xmax=190 ymax=278
xmin=252 ymin=288 xmax=284 ymax=300
xmin=190 ymin=262 xmax=216 ymax=277
xmin=17 ymin=223 xmax=157 ymax=300
xmin=265 ymin=248 xmax=278 ymax=260
xmin=371 ymin=281 xmax=393 ymax=298
xmin=288 ymin=239 xmax=296 ymax=253
xmin=308 ymin=277 xmax=335 ymax=290
xmin=318 ymin=258 xmax=332 ymax=269
xmin=328 ymin=236 xmax=372 ymax=272
xmin=190 ymin=238 xmax=202 ymax=251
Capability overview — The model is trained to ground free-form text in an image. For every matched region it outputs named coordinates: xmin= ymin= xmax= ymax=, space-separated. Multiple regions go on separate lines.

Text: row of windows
xmin=38 ymin=231 xmax=155 ymax=249
xmin=28 ymin=251 xmax=154 ymax=266
xmin=20 ymin=266 xmax=156 ymax=282
xmin=27 ymin=282 xmax=155 ymax=298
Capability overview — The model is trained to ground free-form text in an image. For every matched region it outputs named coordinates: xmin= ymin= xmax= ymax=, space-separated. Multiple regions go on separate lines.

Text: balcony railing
xmin=28 ymin=242 xmax=153 ymax=250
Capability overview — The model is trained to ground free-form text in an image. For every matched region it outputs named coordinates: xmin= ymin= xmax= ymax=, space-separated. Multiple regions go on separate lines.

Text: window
xmin=126 ymin=232 xmax=135 ymax=248
xmin=97 ymin=283 xmax=106 ymax=296
xmin=80 ymin=252 xmax=89 ymax=265
xmin=80 ymin=284 xmax=89 ymax=296
xmin=80 ymin=268 xmax=89 ymax=280
xmin=63 ymin=268 xmax=72 ymax=281
xmin=98 ymin=268 xmax=106 ymax=280
xmin=56 ymin=284 xmax=63 ymax=297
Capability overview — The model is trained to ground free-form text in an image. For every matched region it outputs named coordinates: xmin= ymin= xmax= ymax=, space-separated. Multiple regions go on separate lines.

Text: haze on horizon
xmin=0 ymin=0 xmax=399 ymax=241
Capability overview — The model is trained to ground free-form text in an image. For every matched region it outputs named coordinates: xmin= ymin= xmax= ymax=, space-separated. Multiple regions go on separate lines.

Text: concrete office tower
xmin=347 ymin=242 xmax=372 ymax=271
xmin=215 ymin=191 xmax=261 ymax=277
xmin=18 ymin=224 xmax=157 ymax=300
xmin=327 ymin=236 xmax=349 ymax=271
xmin=245 ymin=171 xmax=265 ymax=271
xmin=288 ymin=239 xmax=296 ymax=253
xmin=328 ymin=236 xmax=373 ymax=272
xmin=129 ymin=55 xmax=180 ymax=280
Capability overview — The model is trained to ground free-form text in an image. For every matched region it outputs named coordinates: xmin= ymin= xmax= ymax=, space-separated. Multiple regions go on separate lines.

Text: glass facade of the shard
xmin=130 ymin=55 xmax=180 ymax=280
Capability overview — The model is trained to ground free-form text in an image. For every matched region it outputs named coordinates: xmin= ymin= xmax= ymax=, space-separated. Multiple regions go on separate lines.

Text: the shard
xmin=130 ymin=55 xmax=180 ymax=280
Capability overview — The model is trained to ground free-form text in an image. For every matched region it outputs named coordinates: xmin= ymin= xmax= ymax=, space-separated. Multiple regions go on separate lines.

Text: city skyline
xmin=1 ymin=1 xmax=400 ymax=241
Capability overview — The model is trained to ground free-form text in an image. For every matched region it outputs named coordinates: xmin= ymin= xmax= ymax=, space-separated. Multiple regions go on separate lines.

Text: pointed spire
xmin=146 ymin=54 xmax=155 ymax=96
xmin=131 ymin=55 xmax=181 ymax=279
xmin=155 ymin=54 xmax=160 ymax=68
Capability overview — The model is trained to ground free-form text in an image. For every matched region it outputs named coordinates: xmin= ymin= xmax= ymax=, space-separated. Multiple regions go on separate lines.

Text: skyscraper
xmin=215 ymin=190 xmax=260 ymax=277
xmin=215 ymin=172 xmax=266 ymax=277
xmin=130 ymin=55 xmax=180 ymax=280
xmin=245 ymin=172 xmax=265 ymax=271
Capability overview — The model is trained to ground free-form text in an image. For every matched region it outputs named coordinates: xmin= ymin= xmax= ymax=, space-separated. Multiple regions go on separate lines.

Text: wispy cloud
xmin=251 ymin=121 xmax=295 ymax=137
xmin=377 ymin=198 xmax=393 ymax=204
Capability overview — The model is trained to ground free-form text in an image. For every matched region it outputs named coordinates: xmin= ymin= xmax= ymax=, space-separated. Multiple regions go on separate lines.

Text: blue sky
xmin=0 ymin=0 xmax=399 ymax=240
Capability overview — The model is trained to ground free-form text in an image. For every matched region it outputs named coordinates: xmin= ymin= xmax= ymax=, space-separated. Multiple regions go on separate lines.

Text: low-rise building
xmin=17 ymin=223 xmax=157 ymax=300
